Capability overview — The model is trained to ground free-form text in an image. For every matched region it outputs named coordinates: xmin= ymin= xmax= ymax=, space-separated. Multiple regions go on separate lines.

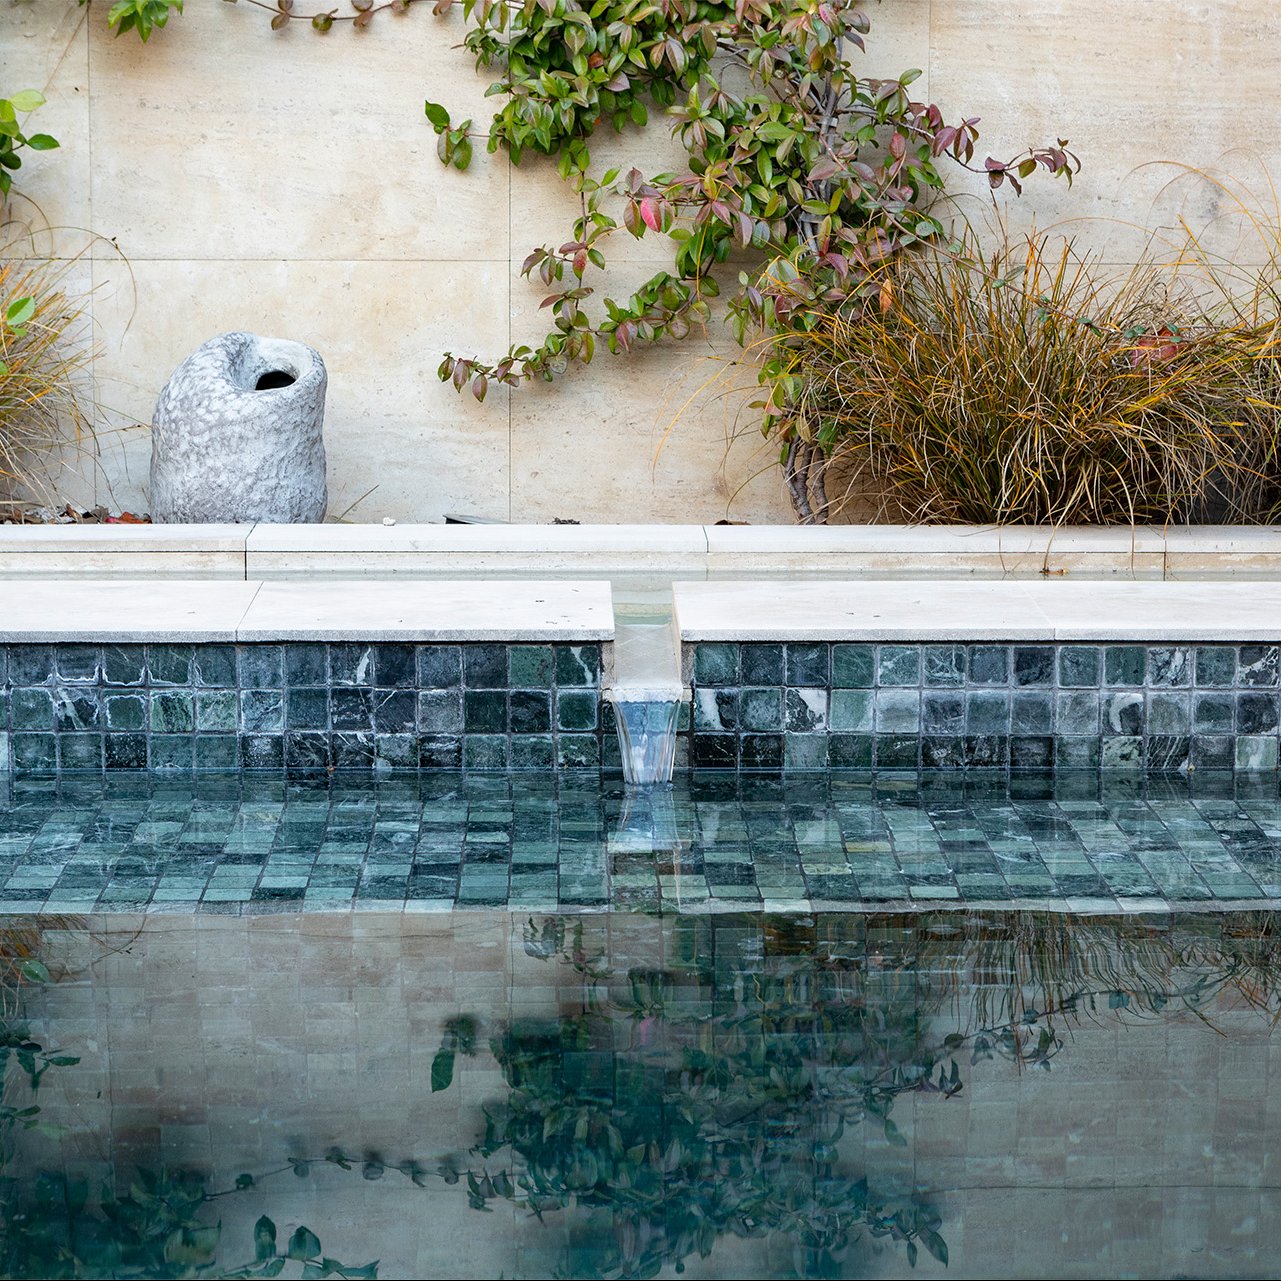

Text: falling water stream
xmin=605 ymin=590 xmax=686 ymax=786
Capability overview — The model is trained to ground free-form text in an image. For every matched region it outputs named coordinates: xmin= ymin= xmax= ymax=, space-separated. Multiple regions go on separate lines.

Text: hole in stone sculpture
xmin=255 ymin=369 xmax=296 ymax=391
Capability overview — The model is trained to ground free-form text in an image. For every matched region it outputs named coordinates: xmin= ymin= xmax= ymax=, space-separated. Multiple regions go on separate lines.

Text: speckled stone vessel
xmin=150 ymin=332 xmax=328 ymax=523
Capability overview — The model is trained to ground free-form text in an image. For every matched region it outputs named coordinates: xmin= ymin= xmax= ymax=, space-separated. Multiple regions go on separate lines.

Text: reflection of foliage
xmin=1 ymin=1170 xmax=376 ymax=1281
xmin=0 ymin=925 xmax=376 ymax=1281
xmin=440 ymin=917 xmax=956 ymax=1279
xmin=433 ymin=911 xmax=1281 ymax=1279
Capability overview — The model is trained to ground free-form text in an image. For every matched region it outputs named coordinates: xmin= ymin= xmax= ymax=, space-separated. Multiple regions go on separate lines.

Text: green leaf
xmin=424 ymin=100 xmax=451 ymax=131
xmin=287 ymin=1225 xmax=322 ymax=1261
xmin=24 ymin=134 xmax=60 ymax=151
xmin=8 ymin=90 xmax=46 ymax=114
xmin=922 ymin=1229 xmax=949 ymax=1265
xmin=254 ymin=1215 xmax=276 ymax=1261
xmin=431 ymin=1048 xmax=455 ymax=1092
xmin=18 ymin=956 xmax=49 ymax=983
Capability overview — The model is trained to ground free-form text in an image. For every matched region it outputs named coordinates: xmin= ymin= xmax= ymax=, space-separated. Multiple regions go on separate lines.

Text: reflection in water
xmin=4 ymin=910 xmax=1281 ymax=1278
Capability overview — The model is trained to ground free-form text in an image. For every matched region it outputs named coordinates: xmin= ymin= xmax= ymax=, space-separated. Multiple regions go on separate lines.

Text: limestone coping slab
xmin=675 ymin=578 xmax=1281 ymax=642
xmin=0 ymin=579 xmax=260 ymax=642
xmin=237 ymin=580 xmax=613 ymax=641
xmin=0 ymin=524 xmax=249 ymax=578
xmin=243 ymin=522 xmax=710 ymax=575
xmin=0 ymin=579 xmax=613 ymax=643
xmin=5 ymin=524 xmax=1281 ymax=579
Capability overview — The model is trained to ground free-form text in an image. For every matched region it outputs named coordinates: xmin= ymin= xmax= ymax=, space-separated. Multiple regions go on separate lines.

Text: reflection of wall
xmin=17 ymin=913 xmax=1281 ymax=1279
xmin=4 ymin=2 xmax=1281 ymax=523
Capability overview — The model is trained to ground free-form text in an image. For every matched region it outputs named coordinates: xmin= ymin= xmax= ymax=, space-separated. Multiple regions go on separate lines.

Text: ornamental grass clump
xmin=0 ymin=256 xmax=92 ymax=510
xmin=795 ymin=230 xmax=1281 ymax=525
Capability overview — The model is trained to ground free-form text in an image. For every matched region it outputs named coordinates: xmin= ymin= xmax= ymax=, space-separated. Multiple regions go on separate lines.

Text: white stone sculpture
xmin=150 ymin=332 xmax=328 ymax=523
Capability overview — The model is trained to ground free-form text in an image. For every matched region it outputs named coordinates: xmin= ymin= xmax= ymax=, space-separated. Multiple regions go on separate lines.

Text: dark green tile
xmin=1195 ymin=646 xmax=1235 ymax=688
xmin=968 ymin=646 xmax=1009 ymax=685
xmin=55 ymin=690 xmax=99 ymax=732
xmin=8 ymin=648 xmax=53 ymax=686
xmin=104 ymin=693 xmax=147 ymax=732
xmin=741 ymin=643 xmax=785 ymax=686
xmin=465 ymin=691 xmax=506 ymax=733
xmin=240 ymin=690 xmax=284 ymax=734
xmin=740 ymin=687 xmax=784 ymax=732
xmin=102 ymin=644 xmax=146 ymax=687
xmin=151 ymin=691 xmax=194 ymax=733
xmin=419 ymin=735 xmax=462 ymax=768
xmin=509 ymin=645 xmax=554 ymax=689
xmin=374 ymin=644 xmax=416 ymax=687
xmin=1104 ymin=646 xmax=1145 ymax=686
xmin=1238 ymin=646 xmax=1280 ymax=687
xmin=922 ymin=691 xmax=965 ymax=734
xmin=284 ymin=644 xmax=327 ymax=686
xmin=418 ymin=646 xmax=463 ymax=689
xmin=149 ymin=735 xmax=194 ymax=771
xmin=831 ymin=644 xmax=874 ymax=689
xmin=511 ymin=736 xmax=555 ymax=770
xmin=828 ymin=734 xmax=872 ymax=767
xmin=193 ymin=645 xmax=237 ymax=688
xmin=58 ymin=734 xmax=102 ymax=770
xmin=463 ymin=644 xmax=508 ymax=689
xmin=556 ymin=690 xmax=599 ymax=732
xmin=1058 ymin=646 xmax=1100 ymax=688
xmin=56 ymin=644 xmax=99 ymax=683
xmin=509 ymin=690 xmax=551 ymax=733
xmin=786 ymin=644 xmax=829 ymax=686
xmin=13 ymin=733 xmax=56 ymax=770
xmin=557 ymin=734 xmax=601 ymax=768
xmin=464 ymin=735 xmax=508 ymax=769
xmin=967 ymin=690 xmax=1009 ymax=734
xmin=373 ymin=689 xmax=416 ymax=733
xmin=554 ymin=645 xmax=600 ymax=687
xmin=104 ymin=734 xmax=146 ymax=769
xmin=329 ymin=644 xmax=373 ymax=687
xmin=284 ymin=688 xmax=328 ymax=731
xmin=1013 ymin=647 xmax=1054 ymax=685
xmin=11 ymin=688 xmax=54 ymax=731
xmin=331 ymin=688 xmax=373 ymax=730
xmin=877 ymin=645 xmax=920 ymax=687
xmin=196 ymin=736 xmax=240 ymax=770
xmin=740 ymin=734 xmax=784 ymax=768
xmin=694 ymin=643 xmax=739 ymax=686
xmin=149 ymin=644 xmax=194 ymax=686
xmin=418 ymin=691 xmax=463 ymax=734
xmin=923 ymin=645 xmax=966 ymax=686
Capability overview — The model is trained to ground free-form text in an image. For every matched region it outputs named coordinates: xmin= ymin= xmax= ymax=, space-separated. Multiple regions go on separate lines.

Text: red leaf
xmin=640 ymin=197 xmax=662 ymax=232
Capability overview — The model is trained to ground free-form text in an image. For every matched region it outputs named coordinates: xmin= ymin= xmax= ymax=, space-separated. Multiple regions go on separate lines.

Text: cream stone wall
xmin=2 ymin=0 xmax=1280 ymax=523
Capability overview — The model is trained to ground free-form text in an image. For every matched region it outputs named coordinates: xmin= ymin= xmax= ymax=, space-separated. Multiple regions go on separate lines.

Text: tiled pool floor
xmin=4 ymin=770 xmax=1281 ymax=914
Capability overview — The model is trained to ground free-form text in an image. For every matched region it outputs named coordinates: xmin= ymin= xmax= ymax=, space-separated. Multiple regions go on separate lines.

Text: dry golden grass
xmin=795 ymin=226 xmax=1281 ymax=525
xmin=0 ymin=254 xmax=92 ymax=510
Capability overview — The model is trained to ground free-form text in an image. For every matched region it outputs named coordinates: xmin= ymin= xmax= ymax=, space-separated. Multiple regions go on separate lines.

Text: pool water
xmin=3 ymin=907 xmax=1281 ymax=1278
xmin=4 ymin=771 xmax=1281 ymax=1278
xmin=3 ymin=771 xmax=1281 ymax=915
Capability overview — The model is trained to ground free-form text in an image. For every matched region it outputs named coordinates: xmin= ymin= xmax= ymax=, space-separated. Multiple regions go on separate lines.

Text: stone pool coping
xmin=7 ymin=523 xmax=1281 ymax=578
xmin=0 ymin=579 xmax=614 ymax=642
xmin=675 ymin=579 xmax=1281 ymax=642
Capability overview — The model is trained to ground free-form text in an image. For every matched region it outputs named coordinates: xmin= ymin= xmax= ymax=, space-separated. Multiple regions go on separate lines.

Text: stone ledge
xmin=0 ymin=579 xmax=614 ymax=643
xmin=675 ymin=579 xmax=1281 ymax=642
xmin=4 ymin=524 xmax=1281 ymax=579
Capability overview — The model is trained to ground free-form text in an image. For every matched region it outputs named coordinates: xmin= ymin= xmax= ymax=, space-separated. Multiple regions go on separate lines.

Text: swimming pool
xmin=3 ymin=899 xmax=1280 ymax=1278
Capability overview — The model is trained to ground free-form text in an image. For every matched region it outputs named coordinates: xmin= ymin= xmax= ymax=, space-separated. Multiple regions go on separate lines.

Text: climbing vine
xmin=418 ymin=0 xmax=1077 ymax=520
xmin=73 ymin=0 xmax=1077 ymax=520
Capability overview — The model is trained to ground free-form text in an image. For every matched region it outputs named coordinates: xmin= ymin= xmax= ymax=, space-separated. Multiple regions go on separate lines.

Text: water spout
xmin=606 ymin=594 xmax=687 ymax=786
xmin=612 ymin=693 xmax=682 ymax=786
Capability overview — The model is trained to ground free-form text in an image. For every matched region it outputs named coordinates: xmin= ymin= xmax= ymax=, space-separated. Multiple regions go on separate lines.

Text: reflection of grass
xmin=433 ymin=911 xmax=1281 ymax=1279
